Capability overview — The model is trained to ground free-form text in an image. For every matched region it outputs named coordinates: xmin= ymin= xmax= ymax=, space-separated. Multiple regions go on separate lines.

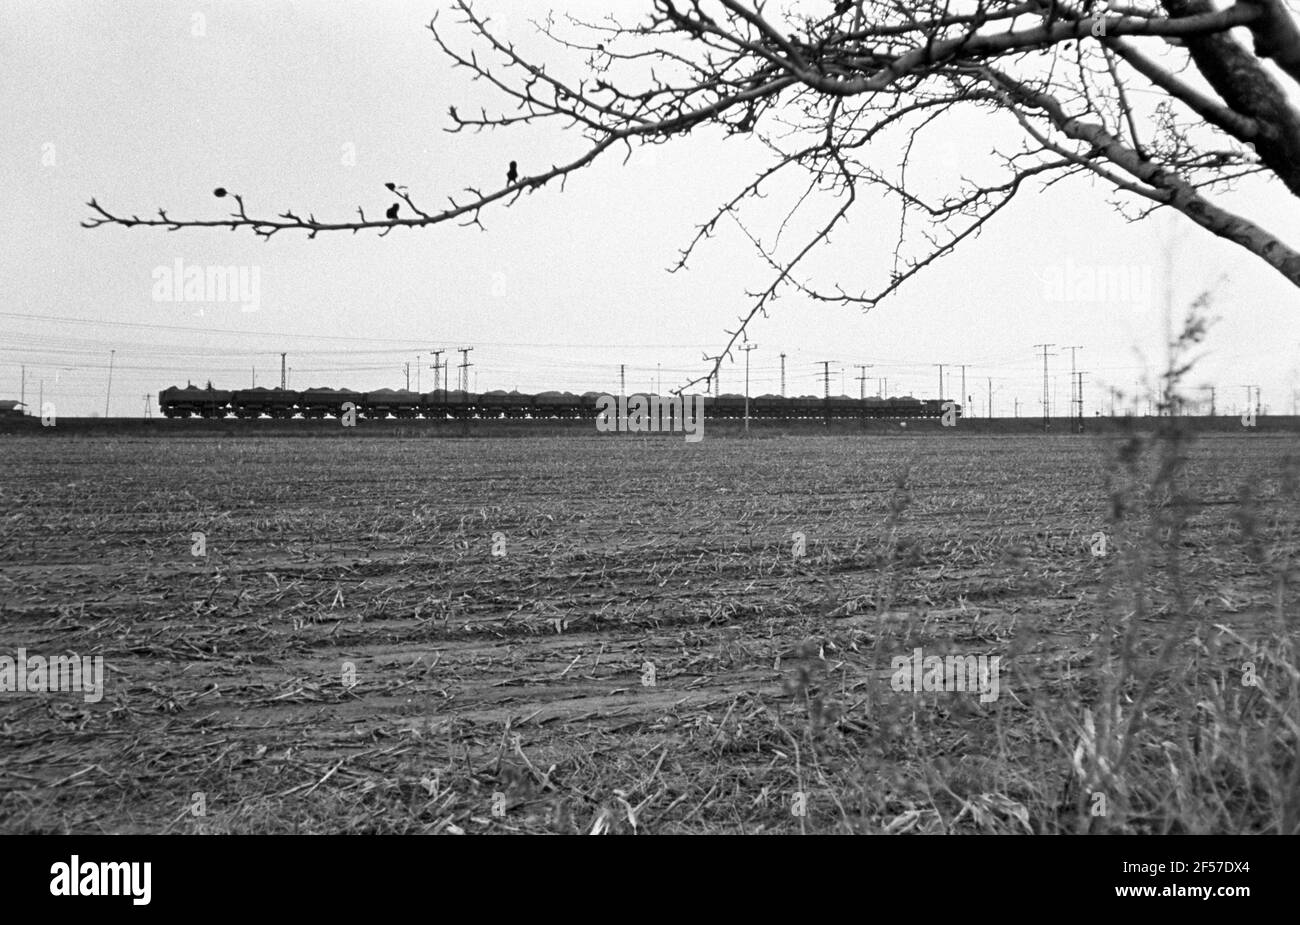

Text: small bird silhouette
xmin=386 ymin=203 xmax=400 ymax=220
xmin=385 ymin=182 xmax=396 ymax=191
xmin=507 ymin=161 xmax=518 ymax=185
xmin=213 ymin=187 xmax=228 ymax=198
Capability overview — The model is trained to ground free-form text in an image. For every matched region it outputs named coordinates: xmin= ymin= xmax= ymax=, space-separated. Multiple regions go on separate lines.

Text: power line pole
xmin=1063 ymin=346 xmax=1082 ymax=426
xmin=1075 ymin=371 xmax=1088 ymax=430
xmin=1239 ymin=385 xmax=1253 ymax=417
xmin=1033 ymin=344 xmax=1055 ymax=430
xmin=957 ymin=364 xmax=968 ymax=413
xmin=855 ymin=364 xmax=872 ymax=400
xmin=105 ymin=349 xmax=116 ymax=418
xmin=619 ymin=364 xmax=626 ymax=399
xmin=143 ymin=394 xmax=151 ymax=419
xmin=657 ymin=363 xmax=662 ymax=394
xmin=817 ymin=360 xmax=833 ymax=426
xmin=457 ymin=347 xmax=473 ymax=392
xmin=741 ymin=343 xmax=757 ymax=431
xmin=20 ymin=365 xmax=25 ymax=415
xmin=430 ymin=349 xmax=445 ymax=393
xmin=987 ymin=377 xmax=993 ymax=419
xmin=280 ymin=352 xmax=287 ymax=390
xmin=1200 ymin=386 xmax=1216 ymax=416
xmin=404 ymin=362 xmax=410 ymax=391
xmin=934 ymin=363 xmax=945 ymax=400
xmin=779 ymin=353 xmax=786 ymax=397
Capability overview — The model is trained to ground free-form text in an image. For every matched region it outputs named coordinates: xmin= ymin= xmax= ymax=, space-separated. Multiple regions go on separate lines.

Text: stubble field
xmin=1 ymin=430 xmax=1296 ymax=833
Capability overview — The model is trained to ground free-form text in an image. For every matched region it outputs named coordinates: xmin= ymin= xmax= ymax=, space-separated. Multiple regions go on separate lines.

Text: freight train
xmin=158 ymin=384 xmax=958 ymax=421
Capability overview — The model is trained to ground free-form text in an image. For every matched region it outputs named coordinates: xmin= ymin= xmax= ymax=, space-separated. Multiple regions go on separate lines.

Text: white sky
xmin=3 ymin=0 xmax=1298 ymax=417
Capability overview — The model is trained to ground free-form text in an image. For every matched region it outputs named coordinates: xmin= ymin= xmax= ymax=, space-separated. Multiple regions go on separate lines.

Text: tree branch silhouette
xmin=84 ymin=0 xmax=1300 ymax=390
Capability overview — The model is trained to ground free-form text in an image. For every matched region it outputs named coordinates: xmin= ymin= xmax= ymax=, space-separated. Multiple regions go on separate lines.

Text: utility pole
xmin=779 ymin=353 xmax=786 ymax=397
xmin=657 ymin=363 xmax=662 ymax=394
xmin=882 ymin=377 xmax=888 ymax=398
xmin=20 ymin=365 xmax=25 ymax=415
xmin=252 ymin=366 xmax=256 ymax=388
xmin=415 ymin=356 xmax=420 ymax=392
xmin=1014 ymin=397 xmax=1020 ymax=418
xmin=1074 ymin=371 xmax=1088 ymax=430
xmin=404 ymin=362 xmax=410 ymax=391
xmin=457 ymin=347 xmax=473 ymax=392
xmin=280 ymin=353 xmax=287 ymax=390
xmin=855 ymin=364 xmax=872 ymax=400
xmin=143 ymin=394 xmax=151 ymax=419
xmin=741 ymin=343 xmax=757 ymax=431
xmin=1033 ymin=344 xmax=1055 ymax=430
xmin=1256 ymin=386 xmax=1263 ymax=415
xmin=1063 ymin=346 xmax=1082 ymax=426
xmin=619 ymin=364 xmax=626 ymax=399
xmin=1200 ymin=386 xmax=1216 ymax=416
xmin=934 ymin=363 xmax=946 ymax=400
xmin=430 ymin=349 xmax=445 ymax=393
xmin=957 ymin=364 xmax=968 ymax=414
xmin=987 ymin=377 xmax=993 ymax=419
xmin=1240 ymin=385 xmax=1253 ymax=418
xmin=105 ymin=349 xmax=116 ymax=418
xmin=817 ymin=360 xmax=833 ymax=426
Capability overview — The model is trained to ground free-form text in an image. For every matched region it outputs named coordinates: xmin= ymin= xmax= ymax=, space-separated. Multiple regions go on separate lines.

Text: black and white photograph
xmin=1 ymin=0 xmax=1297 ymax=891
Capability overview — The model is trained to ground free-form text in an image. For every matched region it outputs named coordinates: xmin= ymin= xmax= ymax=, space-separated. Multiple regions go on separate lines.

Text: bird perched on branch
xmin=507 ymin=161 xmax=518 ymax=185
xmin=386 ymin=203 xmax=399 ymax=220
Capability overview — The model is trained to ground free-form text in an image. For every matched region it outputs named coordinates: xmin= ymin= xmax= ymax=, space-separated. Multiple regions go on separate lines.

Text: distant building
xmin=0 ymin=400 xmax=26 ymax=418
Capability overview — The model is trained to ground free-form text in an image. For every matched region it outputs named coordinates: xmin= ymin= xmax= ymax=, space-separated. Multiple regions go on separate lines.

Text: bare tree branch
xmin=85 ymin=0 xmax=1300 ymax=390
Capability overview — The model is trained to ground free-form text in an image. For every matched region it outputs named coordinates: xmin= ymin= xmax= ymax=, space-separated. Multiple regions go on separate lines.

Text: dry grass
xmin=0 ymin=425 xmax=1295 ymax=833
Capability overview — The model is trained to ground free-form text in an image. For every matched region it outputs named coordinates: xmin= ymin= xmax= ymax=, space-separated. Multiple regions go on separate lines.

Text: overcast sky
xmin=4 ymin=0 xmax=1298 ymax=417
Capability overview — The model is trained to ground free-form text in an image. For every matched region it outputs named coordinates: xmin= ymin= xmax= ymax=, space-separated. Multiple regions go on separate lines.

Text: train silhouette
xmin=158 ymin=384 xmax=958 ymax=420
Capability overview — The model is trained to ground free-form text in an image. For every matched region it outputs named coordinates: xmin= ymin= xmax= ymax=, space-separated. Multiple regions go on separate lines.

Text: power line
xmin=0 ymin=311 xmax=717 ymax=349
